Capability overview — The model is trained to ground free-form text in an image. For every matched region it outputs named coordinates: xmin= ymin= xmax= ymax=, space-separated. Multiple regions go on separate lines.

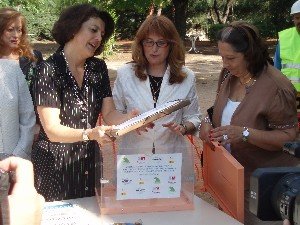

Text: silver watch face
xmin=243 ymin=129 xmax=249 ymax=137
xmin=83 ymin=131 xmax=89 ymax=141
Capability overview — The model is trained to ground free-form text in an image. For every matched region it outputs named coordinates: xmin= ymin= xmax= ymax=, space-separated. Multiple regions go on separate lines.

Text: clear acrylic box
xmin=95 ymin=136 xmax=194 ymax=214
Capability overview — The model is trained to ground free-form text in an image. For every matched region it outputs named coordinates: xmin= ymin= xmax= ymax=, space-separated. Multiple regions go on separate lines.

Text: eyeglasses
xmin=142 ymin=39 xmax=170 ymax=48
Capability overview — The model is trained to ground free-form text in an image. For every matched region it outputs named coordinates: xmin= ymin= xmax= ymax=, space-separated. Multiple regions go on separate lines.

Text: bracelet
xmin=203 ymin=116 xmax=212 ymax=125
xmin=180 ymin=124 xmax=188 ymax=135
xmin=198 ymin=116 xmax=212 ymax=131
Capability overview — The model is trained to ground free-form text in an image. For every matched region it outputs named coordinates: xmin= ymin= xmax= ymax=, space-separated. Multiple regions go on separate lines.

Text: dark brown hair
xmin=217 ymin=21 xmax=273 ymax=77
xmin=132 ymin=15 xmax=186 ymax=84
xmin=51 ymin=4 xmax=114 ymax=55
xmin=0 ymin=7 xmax=34 ymax=60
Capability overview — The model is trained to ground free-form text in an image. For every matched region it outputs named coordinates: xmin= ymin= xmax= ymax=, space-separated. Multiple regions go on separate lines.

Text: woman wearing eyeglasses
xmin=112 ymin=15 xmax=201 ymax=154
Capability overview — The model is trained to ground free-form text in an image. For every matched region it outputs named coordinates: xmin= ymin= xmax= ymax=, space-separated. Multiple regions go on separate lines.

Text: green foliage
xmin=206 ymin=23 xmax=225 ymax=42
xmin=115 ymin=10 xmax=147 ymax=40
xmin=0 ymin=1 xmax=57 ymax=40
xmin=0 ymin=0 xmax=10 ymax=7
xmin=233 ymin=0 xmax=294 ymax=38
xmin=186 ymin=1 xmax=209 ymax=31
xmin=252 ymin=20 xmax=276 ymax=39
xmin=268 ymin=0 xmax=295 ymax=37
xmin=21 ymin=6 xmax=58 ymax=40
xmin=101 ymin=9 xmax=118 ymax=57
xmin=101 ymin=0 xmax=172 ymax=40
xmin=100 ymin=0 xmax=171 ymax=13
xmin=1 ymin=0 xmax=297 ymax=43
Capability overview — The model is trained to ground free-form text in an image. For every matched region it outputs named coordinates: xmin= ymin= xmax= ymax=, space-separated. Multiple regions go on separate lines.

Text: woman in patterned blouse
xmin=32 ymin=4 xmax=132 ymax=201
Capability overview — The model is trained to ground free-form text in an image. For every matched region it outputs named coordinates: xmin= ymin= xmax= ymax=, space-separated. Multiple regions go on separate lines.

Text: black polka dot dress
xmin=32 ymin=48 xmax=111 ymax=201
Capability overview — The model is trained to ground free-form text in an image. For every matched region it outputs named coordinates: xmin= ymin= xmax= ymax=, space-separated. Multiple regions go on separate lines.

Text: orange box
xmin=202 ymin=142 xmax=244 ymax=223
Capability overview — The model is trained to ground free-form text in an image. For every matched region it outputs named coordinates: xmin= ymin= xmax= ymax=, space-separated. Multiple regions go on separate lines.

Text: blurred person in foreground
xmin=112 ymin=15 xmax=201 ymax=154
xmin=0 ymin=156 xmax=44 ymax=225
xmin=199 ymin=21 xmax=299 ymax=225
xmin=32 ymin=4 xmax=135 ymax=202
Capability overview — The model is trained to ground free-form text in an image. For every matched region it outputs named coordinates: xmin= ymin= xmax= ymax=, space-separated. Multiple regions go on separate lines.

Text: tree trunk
xmin=172 ymin=0 xmax=189 ymax=41
xmin=209 ymin=0 xmax=235 ymax=24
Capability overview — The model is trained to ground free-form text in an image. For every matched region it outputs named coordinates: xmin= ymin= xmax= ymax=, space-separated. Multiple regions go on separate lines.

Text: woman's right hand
xmin=88 ymin=125 xmax=115 ymax=146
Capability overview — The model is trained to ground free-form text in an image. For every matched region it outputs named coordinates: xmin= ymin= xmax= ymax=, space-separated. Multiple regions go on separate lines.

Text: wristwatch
xmin=242 ymin=127 xmax=250 ymax=142
xmin=82 ymin=129 xmax=90 ymax=141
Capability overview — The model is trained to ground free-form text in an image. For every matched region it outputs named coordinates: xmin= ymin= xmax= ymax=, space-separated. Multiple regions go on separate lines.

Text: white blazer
xmin=112 ymin=63 xmax=201 ymax=154
xmin=0 ymin=59 xmax=35 ymax=159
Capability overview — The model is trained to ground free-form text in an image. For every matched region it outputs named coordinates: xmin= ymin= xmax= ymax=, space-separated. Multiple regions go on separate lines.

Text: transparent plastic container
xmin=95 ymin=136 xmax=194 ymax=215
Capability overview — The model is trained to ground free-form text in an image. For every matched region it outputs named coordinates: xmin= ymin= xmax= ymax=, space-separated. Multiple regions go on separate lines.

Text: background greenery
xmin=0 ymin=0 xmax=296 ymax=44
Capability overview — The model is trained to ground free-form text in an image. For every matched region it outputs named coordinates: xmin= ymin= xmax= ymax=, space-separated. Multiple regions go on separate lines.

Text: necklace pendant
xmin=152 ymin=142 xmax=155 ymax=154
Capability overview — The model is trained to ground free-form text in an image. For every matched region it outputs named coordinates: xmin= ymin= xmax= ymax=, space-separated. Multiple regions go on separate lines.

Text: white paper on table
xmin=41 ymin=202 xmax=97 ymax=225
xmin=116 ymin=153 xmax=182 ymax=200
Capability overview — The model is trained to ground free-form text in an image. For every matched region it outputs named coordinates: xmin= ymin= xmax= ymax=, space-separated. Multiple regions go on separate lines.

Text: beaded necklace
xmin=239 ymin=77 xmax=252 ymax=85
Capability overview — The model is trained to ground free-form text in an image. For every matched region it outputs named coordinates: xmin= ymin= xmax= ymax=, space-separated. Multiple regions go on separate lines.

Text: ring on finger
xmin=223 ymin=134 xmax=228 ymax=141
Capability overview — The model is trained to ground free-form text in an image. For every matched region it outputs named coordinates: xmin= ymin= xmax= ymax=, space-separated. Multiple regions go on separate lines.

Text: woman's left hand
xmin=162 ymin=122 xmax=185 ymax=135
xmin=211 ymin=125 xmax=244 ymax=145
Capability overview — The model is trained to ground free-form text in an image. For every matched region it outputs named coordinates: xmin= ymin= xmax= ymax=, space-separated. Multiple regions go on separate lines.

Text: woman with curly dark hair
xmin=32 ymin=4 xmax=132 ymax=201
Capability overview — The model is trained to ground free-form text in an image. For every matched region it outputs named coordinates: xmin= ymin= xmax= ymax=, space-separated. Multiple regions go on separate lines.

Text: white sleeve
xmin=112 ymin=68 xmax=127 ymax=113
xmin=182 ymin=72 xmax=201 ymax=129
